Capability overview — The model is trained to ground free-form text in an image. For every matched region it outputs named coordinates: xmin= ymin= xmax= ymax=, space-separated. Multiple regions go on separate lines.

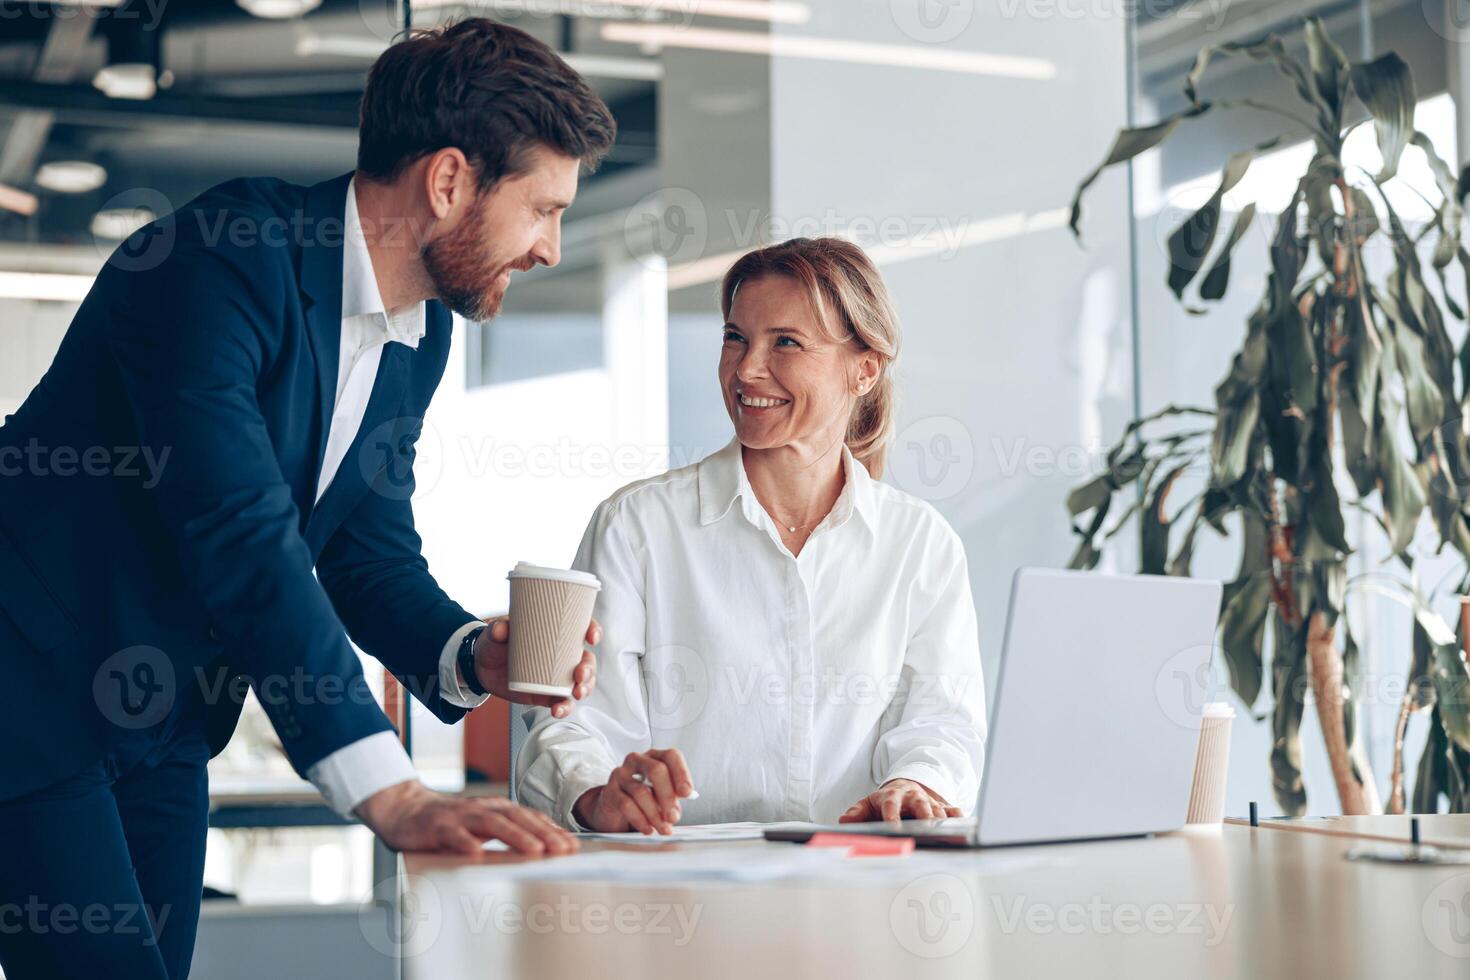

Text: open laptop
xmin=765 ymin=568 xmax=1223 ymax=848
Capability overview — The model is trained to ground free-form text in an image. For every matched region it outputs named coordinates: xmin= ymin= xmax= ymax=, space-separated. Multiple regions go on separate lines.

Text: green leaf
xmin=1211 ymin=310 xmax=1269 ymax=485
xmin=1268 ymin=185 xmax=1309 ymax=312
xmin=1070 ymin=104 xmax=1211 ymax=240
xmin=1412 ymin=715 xmax=1446 ymax=813
xmin=1391 ymin=325 xmax=1445 ymax=445
xmin=1065 ymin=474 xmax=1112 ymax=517
xmin=1067 ymin=493 xmax=1109 ymax=571
xmin=1141 ymin=464 xmax=1187 ymax=574
xmin=1304 ymin=16 xmax=1351 ymax=115
xmin=1270 ymin=613 xmax=1310 ymax=816
xmin=1412 ymin=619 xmax=1441 ymax=710
xmin=1436 ymin=264 xmax=1465 ymax=321
xmin=1430 ymin=641 xmax=1470 ymax=753
xmin=1410 ymin=131 xmax=1462 ymax=269
xmin=1167 ymin=144 xmax=1273 ymax=300
xmin=1168 ymin=506 xmax=1213 ymax=578
xmin=1198 ymin=203 xmax=1257 ymax=302
xmin=1265 ymin=294 xmax=1319 ymax=424
xmin=1345 ymin=186 xmax=1380 ymax=243
xmin=1371 ymin=187 xmax=1458 ymax=400
xmin=1307 ymin=455 xmax=1350 ymax=556
xmin=1219 ymin=569 xmax=1271 ymax=710
xmin=1450 ymin=741 xmax=1470 ymax=810
xmin=1350 ymin=52 xmax=1417 ymax=180
xmin=1347 ymin=293 xmax=1383 ymax=418
xmin=1457 ymin=251 xmax=1470 ymax=395
xmin=1311 ymin=560 xmax=1347 ymax=628
xmin=1186 ymin=33 xmax=1334 ymax=140
xmin=1376 ymin=401 xmax=1426 ymax=556
xmin=1200 ymin=486 xmax=1235 ymax=535
xmin=1338 ymin=381 xmax=1376 ymax=497
xmin=1212 ymin=391 xmax=1261 ymax=488
xmin=1302 ymin=154 xmax=1343 ymax=266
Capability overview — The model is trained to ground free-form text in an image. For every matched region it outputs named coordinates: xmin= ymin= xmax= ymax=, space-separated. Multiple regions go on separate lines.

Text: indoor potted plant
xmin=1068 ymin=17 xmax=1470 ymax=815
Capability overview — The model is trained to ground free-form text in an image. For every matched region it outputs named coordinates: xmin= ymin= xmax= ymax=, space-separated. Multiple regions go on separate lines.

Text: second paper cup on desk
xmin=506 ymin=562 xmax=601 ymax=697
xmin=1185 ymin=701 xmax=1234 ymax=825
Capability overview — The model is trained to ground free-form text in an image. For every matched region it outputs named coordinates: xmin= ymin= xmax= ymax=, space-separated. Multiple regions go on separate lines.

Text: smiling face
xmin=422 ymin=143 xmax=580 ymax=321
xmin=719 ymin=274 xmax=880 ymax=454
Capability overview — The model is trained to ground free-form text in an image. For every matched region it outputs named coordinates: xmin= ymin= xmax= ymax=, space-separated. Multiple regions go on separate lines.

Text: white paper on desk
xmin=498 ymin=845 xmax=845 ymax=884
xmin=574 ymin=821 xmax=769 ymax=844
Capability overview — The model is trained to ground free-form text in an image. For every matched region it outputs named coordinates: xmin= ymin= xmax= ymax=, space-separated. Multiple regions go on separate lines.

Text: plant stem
xmin=1389 ymin=691 xmax=1413 ymax=814
xmin=1307 ymin=609 xmax=1380 ymax=814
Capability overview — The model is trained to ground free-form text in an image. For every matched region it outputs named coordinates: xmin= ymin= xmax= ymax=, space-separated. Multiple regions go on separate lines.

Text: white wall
xmin=0 ymin=298 xmax=73 ymax=416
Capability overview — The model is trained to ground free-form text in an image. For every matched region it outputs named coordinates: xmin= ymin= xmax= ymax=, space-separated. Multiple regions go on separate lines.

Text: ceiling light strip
xmin=0 ymin=185 xmax=39 ymax=217
xmin=601 ymin=23 xmax=1056 ymax=79
xmin=666 ymin=207 xmax=1069 ymax=290
xmin=411 ymin=0 xmax=810 ymax=24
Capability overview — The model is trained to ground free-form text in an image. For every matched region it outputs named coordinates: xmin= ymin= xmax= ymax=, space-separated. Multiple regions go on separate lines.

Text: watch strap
xmin=457 ymin=625 xmax=489 ymax=698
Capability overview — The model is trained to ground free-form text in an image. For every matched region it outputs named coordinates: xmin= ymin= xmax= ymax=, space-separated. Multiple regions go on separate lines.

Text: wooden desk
xmin=396 ymin=822 xmax=1470 ymax=978
xmin=1246 ymin=814 xmax=1470 ymax=849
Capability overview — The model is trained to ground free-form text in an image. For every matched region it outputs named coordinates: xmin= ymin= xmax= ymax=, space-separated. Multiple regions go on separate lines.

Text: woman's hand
xmin=473 ymin=616 xmax=600 ymax=719
xmin=839 ymin=779 xmax=961 ymax=823
xmin=573 ymin=749 xmax=695 ymax=835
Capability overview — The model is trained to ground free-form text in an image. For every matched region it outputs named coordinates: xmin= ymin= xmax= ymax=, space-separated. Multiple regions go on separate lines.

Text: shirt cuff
xmin=438 ymin=620 xmax=491 ymax=710
xmin=304 ymin=730 xmax=419 ymax=819
xmin=558 ymin=764 xmax=615 ymax=831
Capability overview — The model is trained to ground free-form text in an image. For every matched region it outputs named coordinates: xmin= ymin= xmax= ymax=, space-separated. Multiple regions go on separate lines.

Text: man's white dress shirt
xmin=516 ymin=438 xmax=987 ymax=828
xmin=299 ymin=179 xmax=485 ymax=817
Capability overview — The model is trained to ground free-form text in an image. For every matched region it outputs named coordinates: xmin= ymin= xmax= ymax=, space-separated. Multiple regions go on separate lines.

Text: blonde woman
xmin=516 ymin=237 xmax=986 ymax=832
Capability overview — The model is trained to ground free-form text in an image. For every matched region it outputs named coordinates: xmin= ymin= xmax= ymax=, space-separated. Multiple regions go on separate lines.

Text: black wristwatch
xmin=456 ymin=625 xmax=489 ymax=697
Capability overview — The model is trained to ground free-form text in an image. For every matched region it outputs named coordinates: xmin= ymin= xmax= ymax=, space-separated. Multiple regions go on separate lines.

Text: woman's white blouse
xmin=515 ymin=438 xmax=987 ymax=828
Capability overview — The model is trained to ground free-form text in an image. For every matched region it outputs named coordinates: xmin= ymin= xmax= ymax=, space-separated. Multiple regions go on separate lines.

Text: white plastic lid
xmin=1201 ymin=701 xmax=1236 ymax=719
xmin=507 ymin=562 xmax=601 ymax=590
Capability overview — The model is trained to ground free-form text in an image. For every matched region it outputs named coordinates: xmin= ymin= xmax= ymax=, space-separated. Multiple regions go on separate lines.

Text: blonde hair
xmin=719 ymin=237 xmax=901 ymax=478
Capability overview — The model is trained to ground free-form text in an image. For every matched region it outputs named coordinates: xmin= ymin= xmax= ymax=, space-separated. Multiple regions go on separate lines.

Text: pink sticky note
xmin=807 ymin=833 xmax=915 ymax=857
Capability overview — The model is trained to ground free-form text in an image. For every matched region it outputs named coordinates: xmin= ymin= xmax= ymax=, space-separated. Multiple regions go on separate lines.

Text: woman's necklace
xmin=773 ymin=511 xmax=825 ymax=535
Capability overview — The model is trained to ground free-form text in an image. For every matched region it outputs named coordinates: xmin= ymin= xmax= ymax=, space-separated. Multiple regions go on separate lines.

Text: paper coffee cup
xmin=506 ymin=562 xmax=601 ymax=697
xmin=1185 ymin=701 xmax=1234 ymax=825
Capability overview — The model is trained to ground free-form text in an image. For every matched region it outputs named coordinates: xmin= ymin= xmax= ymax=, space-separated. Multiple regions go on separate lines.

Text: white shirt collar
xmin=343 ymin=176 xmax=425 ymax=349
xmin=697 ymin=437 xmax=877 ymax=536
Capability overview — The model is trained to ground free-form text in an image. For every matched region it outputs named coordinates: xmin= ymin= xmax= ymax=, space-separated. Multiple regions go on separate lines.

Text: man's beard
xmin=422 ymin=204 xmax=516 ymax=322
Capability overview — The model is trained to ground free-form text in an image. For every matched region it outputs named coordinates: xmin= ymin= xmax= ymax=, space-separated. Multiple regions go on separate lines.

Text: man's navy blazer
xmin=0 ymin=172 xmax=477 ymax=801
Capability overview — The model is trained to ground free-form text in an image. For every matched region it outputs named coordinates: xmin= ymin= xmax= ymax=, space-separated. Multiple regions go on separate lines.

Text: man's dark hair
xmin=357 ymin=19 xmax=617 ymax=191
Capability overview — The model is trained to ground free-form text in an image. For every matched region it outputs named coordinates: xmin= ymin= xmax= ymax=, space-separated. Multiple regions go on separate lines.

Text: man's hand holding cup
xmin=473 ymin=563 xmax=602 ymax=718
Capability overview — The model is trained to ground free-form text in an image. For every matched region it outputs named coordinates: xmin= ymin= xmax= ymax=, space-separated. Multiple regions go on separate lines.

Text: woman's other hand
xmin=838 ymin=779 xmax=960 ymax=823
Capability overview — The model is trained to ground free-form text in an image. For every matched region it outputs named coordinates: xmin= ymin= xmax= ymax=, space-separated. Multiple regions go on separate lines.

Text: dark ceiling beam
xmin=0 ymin=78 xmax=361 ymax=132
xmin=196 ymin=71 xmax=369 ymax=98
xmin=0 ymin=78 xmax=658 ymax=161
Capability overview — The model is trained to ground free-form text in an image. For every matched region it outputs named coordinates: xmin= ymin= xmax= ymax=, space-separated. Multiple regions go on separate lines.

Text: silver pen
xmin=631 ymin=772 xmax=700 ymax=800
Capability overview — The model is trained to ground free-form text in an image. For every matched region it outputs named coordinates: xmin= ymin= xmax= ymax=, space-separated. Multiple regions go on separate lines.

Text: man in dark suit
xmin=0 ymin=19 xmax=617 ymax=979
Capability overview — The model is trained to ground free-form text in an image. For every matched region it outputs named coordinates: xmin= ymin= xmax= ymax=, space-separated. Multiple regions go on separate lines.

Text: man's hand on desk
xmin=574 ymin=748 xmax=695 ymax=835
xmin=474 ymin=616 xmax=601 ymax=719
xmin=839 ymin=779 xmax=961 ymax=823
xmin=356 ymin=780 xmax=577 ymax=856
